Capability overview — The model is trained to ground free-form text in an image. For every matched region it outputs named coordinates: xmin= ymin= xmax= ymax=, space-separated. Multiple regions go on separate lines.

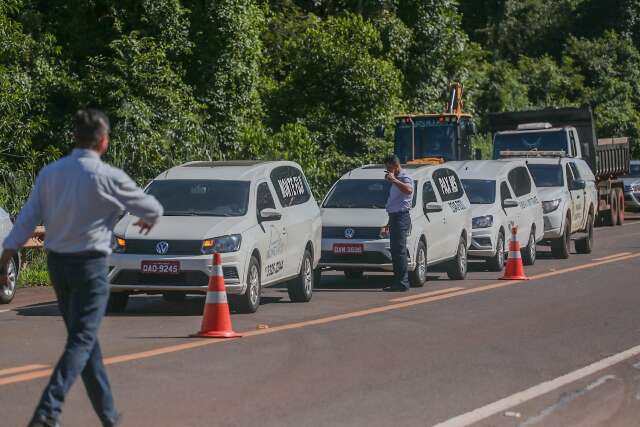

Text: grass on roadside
xmin=17 ymin=249 xmax=50 ymax=288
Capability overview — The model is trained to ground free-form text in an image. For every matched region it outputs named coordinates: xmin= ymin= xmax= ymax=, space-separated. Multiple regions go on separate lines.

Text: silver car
xmin=0 ymin=207 xmax=20 ymax=304
xmin=623 ymin=160 xmax=640 ymax=211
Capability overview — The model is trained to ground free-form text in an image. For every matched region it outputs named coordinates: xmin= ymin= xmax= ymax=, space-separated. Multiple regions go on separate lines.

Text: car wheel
xmin=0 ymin=257 xmax=18 ymax=304
xmin=447 ymin=236 xmax=468 ymax=280
xmin=409 ymin=240 xmax=427 ymax=287
xmin=486 ymin=231 xmax=505 ymax=272
xmin=575 ymin=213 xmax=594 ymax=254
xmin=288 ymin=250 xmax=313 ymax=302
xmin=521 ymin=228 xmax=536 ymax=266
xmin=551 ymin=219 xmax=571 ymax=259
xmin=162 ymin=292 xmax=187 ymax=302
xmin=343 ymin=270 xmax=364 ymax=280
xmin=233 ymin=256 xmax=261 ymax=314
xmin=107 ymin=292 xmax=129 ymax=313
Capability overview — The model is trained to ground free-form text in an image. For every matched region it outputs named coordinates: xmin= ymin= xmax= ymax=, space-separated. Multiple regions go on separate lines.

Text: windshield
xmin=526 ymin=164 xmax=564 ymax=187
xmin=626 ymin=163 xmax=640 ymax=177
xmin=493 ymin=130 xmax=568 ymax=159
xmin=323 ymin=179 xmax=391 ymax=209
xmin=146 ymin=179 xmax=250 ymax=216
xmin=461 ymin=179 xmax=496 ymax=204
xmin=395 ymin=119 xmax=457 ymax=162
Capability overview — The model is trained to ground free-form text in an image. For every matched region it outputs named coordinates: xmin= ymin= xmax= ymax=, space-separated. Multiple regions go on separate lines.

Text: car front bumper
xmin=469 ymin=228 xmax=498 ymax=258
xmin=108 ymin=252 xmax=244 ymax=294
xmin=625 ymin=191 xmax=640 ymax=210
xmin=543 ymin=211 xmax=564 ymax=239
xmin=319 ymin=238 xmax=416 ymax=272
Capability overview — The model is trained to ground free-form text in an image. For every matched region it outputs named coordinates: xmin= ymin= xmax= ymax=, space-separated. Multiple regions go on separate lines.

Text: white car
xmin=450 ymin=160 xmax=544 ymax=271
xmin=0 ymin=207 xmax=20 ymax=304
xmin=108 ymin=160 xmax=322 ymax=313
xmin=319 ymin=164 xmax=472 ymax=284
xmin=526 ymin=157 xmax=598 ymax=258
xmin=623 ymin=160 xmax=640 ymax=211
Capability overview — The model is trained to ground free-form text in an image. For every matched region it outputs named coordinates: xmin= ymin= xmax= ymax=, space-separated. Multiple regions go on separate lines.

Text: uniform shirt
xmin=2 ymin=149 xmax=163 ymax=255
xmin=385 ymin=170 xmax=413 ymax=213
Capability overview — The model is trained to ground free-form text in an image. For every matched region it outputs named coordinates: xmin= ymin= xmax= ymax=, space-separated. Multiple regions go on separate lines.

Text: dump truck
xmin=394 ymin=83 xmax=478 ymax=164
xmin=488 ymin=106 xmax=630 ymax=226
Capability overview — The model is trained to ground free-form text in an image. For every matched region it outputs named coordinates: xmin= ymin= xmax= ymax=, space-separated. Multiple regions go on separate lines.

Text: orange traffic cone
xmin=192 ymin=253 xmax=242 ymax=338
xmin=501 ymin=227 xmax=529 ymax=280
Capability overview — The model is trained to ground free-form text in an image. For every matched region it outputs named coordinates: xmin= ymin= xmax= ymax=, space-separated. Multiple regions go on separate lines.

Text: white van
xmin=319 ymin=164 xmax=472 ymax=284
xmin=108 ymin=160 xmax=322 ymax=313
xmin=450 ymin=160 xmax=544 ymax=270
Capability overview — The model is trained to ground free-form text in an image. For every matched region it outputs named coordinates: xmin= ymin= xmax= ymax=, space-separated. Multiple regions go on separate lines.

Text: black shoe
xmin=382 ymin=286 xmax=409 ymax=292
xmin=28 ymin=414 xmax=60 ymax=427
xmin=103 ymin=412 xmax=122 ymax=427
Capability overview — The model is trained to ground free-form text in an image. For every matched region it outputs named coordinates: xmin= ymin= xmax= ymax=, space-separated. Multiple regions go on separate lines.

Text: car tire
xmin=521 ymin=228 xmax=537 ymax=266
xmin=232 ymin=256 xmax=261 ymax=314
xmin=447 ymin=236 xmax=468 ymax=280
xmin=343 ymin=270 xmax=364 ymax=280
xmin=486 ymin=231 xmax=505 ymax=272
xmin=0 ymin=257 xmax=18 ymax=304
xmin=288 ymin=249 xmax=313 ymax=303
xmin=409 ymin=240 xmax=427 ymax=287
xmin=107 ymin=292 xmax=129 ymax=313
xmin=617 ymin=189 xmax=625 ymax=225
xmin=575 ymin=213 xmax=594 ymax=254
xmin=551 ymin=218 xmax=571 ymax=259
xmin=162 ymin=292 xmax=187 ymax=302
xmin=610 ymin=193 xmax=619 ymax=226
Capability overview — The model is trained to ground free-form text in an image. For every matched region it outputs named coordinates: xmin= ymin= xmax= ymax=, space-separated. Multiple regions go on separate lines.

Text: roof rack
xmin=499 ymin=150 xmax=567 ymax=158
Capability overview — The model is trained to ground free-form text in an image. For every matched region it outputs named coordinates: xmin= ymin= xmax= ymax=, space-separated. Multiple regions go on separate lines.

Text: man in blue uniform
xmin=383 ymin=155 xmax=413 ymax=292
xmin=0 ymin=109 xmax=163 ymax=427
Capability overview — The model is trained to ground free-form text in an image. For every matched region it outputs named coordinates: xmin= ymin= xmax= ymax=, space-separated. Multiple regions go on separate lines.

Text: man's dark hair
xmin=383 ymin=154 xmax=400 ymax=165
xmin=73 ymin=108 xmax=110 ymax=149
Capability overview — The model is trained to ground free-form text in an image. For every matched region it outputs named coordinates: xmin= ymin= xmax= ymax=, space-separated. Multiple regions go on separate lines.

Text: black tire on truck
xmin=575 ymin=213 xmax=594 ymax=254
xmin=617 ymin=188 xmax=625 ymax=225
xmin=288 ymin=249 xmax=314 ymax=302
xmin=521 ymin=228 xmax=537 ymax=266
xmin=486 ymin=230 xmax=505 ymax=272
xmin=409 ymin=240 xmax=427 ymax=287
xmin=447 ymin=236 xmax=468 ymax=280
xmin=610 ymin=192 xmax=619 ymax=226
xmin=107 ymin=292 xmax=129 ymax=313
xmin=551 ymin=218 xmax=571 ymax=259
xmin=231 ymin=255 xmax=261 ymax=313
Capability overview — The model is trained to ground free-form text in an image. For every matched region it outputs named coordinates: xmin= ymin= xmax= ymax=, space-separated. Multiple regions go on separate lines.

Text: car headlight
xmin=542 ymin=199 xmax=561 ymax=214
xmin=201 ymin=234 xmax=242 ymax=254
xmin=472 ymin=215 xmax=493 ymax=229
xmin=113 ymin=235 xmax=126 ymax=253
xmin=379 ymin=225 xmax=390 ymax=239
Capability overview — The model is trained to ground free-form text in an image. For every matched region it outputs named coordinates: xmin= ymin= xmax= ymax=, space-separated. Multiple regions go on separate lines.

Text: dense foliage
xmin=2 ymin=0 xmax=640 ymax=213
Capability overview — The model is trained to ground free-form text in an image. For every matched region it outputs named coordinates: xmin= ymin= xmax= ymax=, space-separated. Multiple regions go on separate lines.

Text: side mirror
xmin=570 ymin=179 xmax=586 ymax=190
xmin=259 ymin=208 xmax=282 ymax=222
xmin=424 ymin=202 xmax=443 ymax=213
xmin=502 ymin=199 xmax=518 ymax=209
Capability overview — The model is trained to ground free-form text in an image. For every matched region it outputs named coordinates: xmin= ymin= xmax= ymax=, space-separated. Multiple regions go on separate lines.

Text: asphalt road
xmin=2 ymin=217 xmax=640 ymax=427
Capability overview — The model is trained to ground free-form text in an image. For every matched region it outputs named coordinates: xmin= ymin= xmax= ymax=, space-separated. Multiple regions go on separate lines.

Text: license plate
xmin=333 ymin=244 xmax=364 ymax=254
xmin=141 ymin=261 xmax=180 ymax=275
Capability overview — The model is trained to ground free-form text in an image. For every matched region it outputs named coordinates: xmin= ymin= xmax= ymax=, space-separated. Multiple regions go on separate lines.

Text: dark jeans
xmin=389 ymin=211 xmax=411 ymax=290
xmin=34 ymin=252 xmax=117 ymax=426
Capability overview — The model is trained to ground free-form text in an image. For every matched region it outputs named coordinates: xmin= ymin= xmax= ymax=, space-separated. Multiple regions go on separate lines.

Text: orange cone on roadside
xmin=192 ymin=253 xmax=242 ymax=338
xmin=501 ymin=227 xmax=529 ymax=280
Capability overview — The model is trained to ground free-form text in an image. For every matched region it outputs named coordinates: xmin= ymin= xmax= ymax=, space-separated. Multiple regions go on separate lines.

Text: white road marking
xmin=592 ymin=252 xmax=632 ymax=261
xmin=433 ymin=343 xmax=640 ymax=427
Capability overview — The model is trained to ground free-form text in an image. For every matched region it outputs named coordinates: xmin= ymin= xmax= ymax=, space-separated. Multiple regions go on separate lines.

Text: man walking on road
xmin=383 ymin=155 xmax=413 ymax=292
xmin=0 ymin=109 xmax=163 ymax=427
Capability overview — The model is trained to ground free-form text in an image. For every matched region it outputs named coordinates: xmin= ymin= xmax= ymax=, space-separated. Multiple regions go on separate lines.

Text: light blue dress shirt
xmin=385 ymin=170 xmax=413 ymax=213
xmin=2 ymin=149 xmax=163 ymax=255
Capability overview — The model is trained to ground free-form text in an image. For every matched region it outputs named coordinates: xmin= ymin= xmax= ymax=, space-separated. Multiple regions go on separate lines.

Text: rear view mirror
xmin=424 ymin=202 xmax=443 ymax=213
xmin=502 ymin=199 xmax=518 ymax=209
xmin=259 ymin=208 xmax=282 ymax=222
xmin=570 ymin=179 xmax=586 ymax=190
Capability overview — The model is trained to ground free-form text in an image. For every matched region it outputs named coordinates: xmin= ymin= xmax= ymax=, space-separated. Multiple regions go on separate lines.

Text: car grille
xmin=322 ymin=227 xmax=381 ymax=239
xmin=124 ymin=239 xmax=202 ymax=255
xmin=111 ymin=270 xmax=210 ymax=286
xmin=320 ymin=251 xmax=391 ymax=264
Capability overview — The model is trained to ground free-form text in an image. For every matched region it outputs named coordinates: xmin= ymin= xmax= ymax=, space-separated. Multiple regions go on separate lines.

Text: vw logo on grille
xmin=344 ymin=228 xmax=355 ymax=239
xmin=155 ymin=241 xmax=169 ymax=255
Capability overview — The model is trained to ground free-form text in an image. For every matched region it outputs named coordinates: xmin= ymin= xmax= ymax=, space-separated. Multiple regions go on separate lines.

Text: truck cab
xmin=493 ymin=123 xmax=583 ymax=159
